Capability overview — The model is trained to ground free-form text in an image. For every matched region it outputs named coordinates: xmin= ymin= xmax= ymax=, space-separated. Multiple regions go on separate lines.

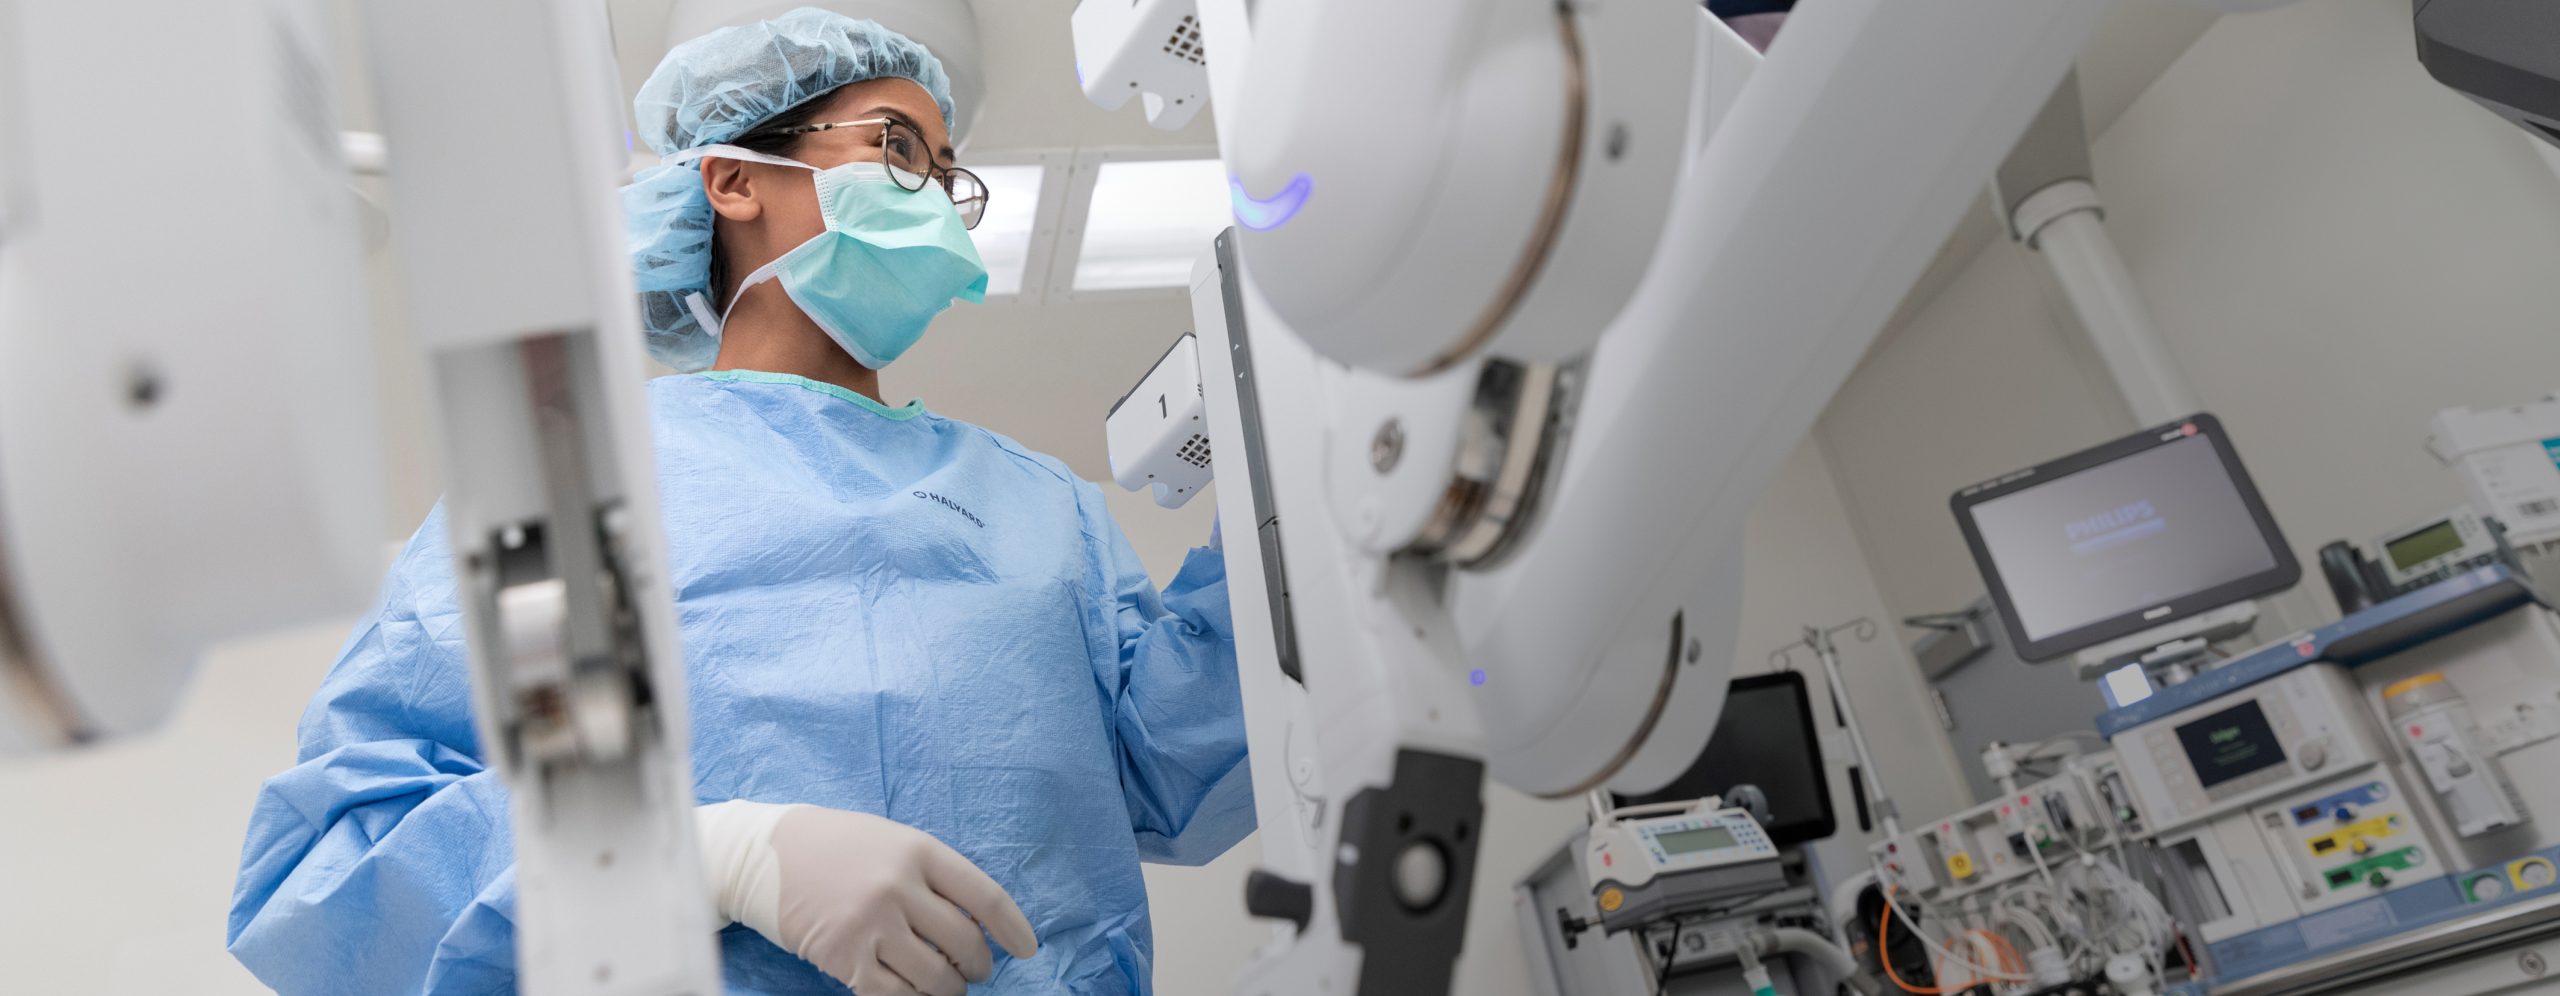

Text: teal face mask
xmin=679 ymin=146 xmax=988 ymax=369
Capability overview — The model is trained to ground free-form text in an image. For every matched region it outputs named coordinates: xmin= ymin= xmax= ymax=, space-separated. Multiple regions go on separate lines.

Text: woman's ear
xmin=702 ymin=158 xmax=763 ymax=222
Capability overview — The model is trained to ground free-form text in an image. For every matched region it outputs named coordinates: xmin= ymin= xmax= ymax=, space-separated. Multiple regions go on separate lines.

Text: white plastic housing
xmin=1319 ymin=360 xmax=1480 ymax=553
xmin=1319 ymin=8 xmax=1770 ymax=558
xmin=1107 ymin=335 xmax=1213 ymax=509
xmin=364 ymin=0 xmax=723 ymax=990
xmin=0 ymin=0 xmax=382 ymax=750
xmin=2430 ymin=395 xmax=2560 ymax=547
xmin=1071 ymin=0 xmax=1210 ymax=131
xmin=1225 ymin=0 xmax=1694 ymax=376
xmin=2388 ymin=678 xmax=2530 ymax=838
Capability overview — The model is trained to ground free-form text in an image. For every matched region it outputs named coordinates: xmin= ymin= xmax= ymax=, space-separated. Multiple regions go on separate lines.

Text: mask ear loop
xmin=664 ymin=143 xmax=814 ymax=171
xmin=664 ymin=144 xmax=819 ymax=339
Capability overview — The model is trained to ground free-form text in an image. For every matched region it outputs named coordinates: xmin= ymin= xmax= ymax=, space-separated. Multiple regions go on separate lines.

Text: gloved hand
xmin=696 ymin=800 xmax=1039 ymax=994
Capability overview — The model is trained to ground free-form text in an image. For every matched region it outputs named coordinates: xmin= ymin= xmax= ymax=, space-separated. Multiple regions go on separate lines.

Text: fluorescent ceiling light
xmin=1075 ymin=159 xmax=1230 ymax=292
xmin=968 ymin=164 xmax=1046 ymax=297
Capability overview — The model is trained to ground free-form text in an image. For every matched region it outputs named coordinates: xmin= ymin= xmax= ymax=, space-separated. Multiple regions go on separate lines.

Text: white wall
xmin=1736 ymin=443 xmax=1974 ymax=869
xmin=1818 ymin=0 xmax=2560 ymax=636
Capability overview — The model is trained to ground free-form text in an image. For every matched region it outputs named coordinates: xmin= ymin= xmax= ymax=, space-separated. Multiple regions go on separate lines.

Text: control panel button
xmin=2298 ymin=740 xmax=2328 ymax=771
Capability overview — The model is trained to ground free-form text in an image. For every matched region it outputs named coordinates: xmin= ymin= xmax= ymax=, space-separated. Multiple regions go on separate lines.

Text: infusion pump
xmin=1581 ymin=801 xmax=1784 ymax=935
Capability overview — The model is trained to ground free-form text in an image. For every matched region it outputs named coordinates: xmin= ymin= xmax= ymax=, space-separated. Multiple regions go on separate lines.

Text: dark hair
xmin=707 ymin=87 xmax=846 ymax=305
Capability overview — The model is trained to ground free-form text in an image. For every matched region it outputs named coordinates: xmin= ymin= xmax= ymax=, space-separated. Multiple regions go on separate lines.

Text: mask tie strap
xmin=695 ymin=255 xmax=791 ymax=338
xmin=665 ymin=144 xmax=813 ymax=338
xmin=684 ymin=292 xmax=724 ymax=340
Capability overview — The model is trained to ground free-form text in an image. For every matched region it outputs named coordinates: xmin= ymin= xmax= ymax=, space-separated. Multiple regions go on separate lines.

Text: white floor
xmin=0 ymin=622 xmax=351 ymax=995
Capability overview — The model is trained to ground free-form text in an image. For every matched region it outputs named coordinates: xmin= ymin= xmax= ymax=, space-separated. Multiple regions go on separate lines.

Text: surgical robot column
xmin=356 ymin=0 xmax=718 ymax=991
xmin=2 ymin=0 xmax=717 ymax=992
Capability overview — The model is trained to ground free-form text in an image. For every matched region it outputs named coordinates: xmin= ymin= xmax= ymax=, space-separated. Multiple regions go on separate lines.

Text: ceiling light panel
xmin=967 ymin=163 xmax=1048 ymax=298
xmin=1073 ymin=158 xmax=1230 ymax=292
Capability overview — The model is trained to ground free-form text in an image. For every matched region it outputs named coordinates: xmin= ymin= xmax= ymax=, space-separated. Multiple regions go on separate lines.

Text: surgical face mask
xmin=677 ymin=145 xmax=988 ymax=369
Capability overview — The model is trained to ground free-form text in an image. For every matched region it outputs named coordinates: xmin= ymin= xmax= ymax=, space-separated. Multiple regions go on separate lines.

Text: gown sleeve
xmin=227 ymin=505 xmax=524 ymax=995
xmin=1081 ymin=484 xmax=1257 ymax=866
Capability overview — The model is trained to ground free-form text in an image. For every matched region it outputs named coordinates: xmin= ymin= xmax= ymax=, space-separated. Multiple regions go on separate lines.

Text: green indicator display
xmin=2386 ymin=521 xmax=2465 ymax=570
xmin=2324 ymin=846 xmax=2425 ymax=891
xmin=2175 ymin=700 xmax=2286 ymax=789
xmin=1653 ymin=826 xmax=1739 ymax=856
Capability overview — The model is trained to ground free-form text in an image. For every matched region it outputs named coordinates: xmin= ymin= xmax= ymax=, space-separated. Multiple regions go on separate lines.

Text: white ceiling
xmin=1887 ymin=0 xmax=2221 ymax=332
xmin=604 ymin=0 xmax=1217 ymax=155
xmin=452 ymin=0 xmax=2218 ymax=341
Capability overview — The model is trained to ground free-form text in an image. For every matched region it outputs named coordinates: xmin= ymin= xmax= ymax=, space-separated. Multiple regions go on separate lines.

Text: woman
xmin=227 ymin=11 xmax=1252 ymax=995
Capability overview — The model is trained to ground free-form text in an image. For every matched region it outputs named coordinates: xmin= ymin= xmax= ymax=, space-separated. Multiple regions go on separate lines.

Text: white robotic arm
xmin=1223 ymin=0 xmax=1695 ymax=376
xmin=0 ymin=0 xmax=384 ymax=752
xmin=1452 ymin=0 xmax=2113 ymax=797
xmin=1203 ymin=0 xmax=2105 ymax=796
xmin=1087 ymin=0 xmax=2109 ymax=991
xmin=357 ymin=0 xmax=717 ymax=991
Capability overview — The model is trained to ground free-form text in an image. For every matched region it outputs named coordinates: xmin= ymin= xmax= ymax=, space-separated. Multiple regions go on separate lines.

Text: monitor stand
xmin=2072 ymin=600 xmax=2263 ymax=684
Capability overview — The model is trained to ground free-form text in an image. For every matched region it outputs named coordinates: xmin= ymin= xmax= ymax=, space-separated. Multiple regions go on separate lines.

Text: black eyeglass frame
xmin=775 ymin=116 xmax=987 ymax=229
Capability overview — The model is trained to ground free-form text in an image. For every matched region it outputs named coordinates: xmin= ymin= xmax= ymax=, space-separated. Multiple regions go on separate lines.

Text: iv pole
xmin=1771 ymin=618 xmax=1900 ymax=838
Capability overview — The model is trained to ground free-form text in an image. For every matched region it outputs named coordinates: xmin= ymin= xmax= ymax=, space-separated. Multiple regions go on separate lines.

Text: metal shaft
xmin=1810 ymin=626 xmax=1900 ymax=838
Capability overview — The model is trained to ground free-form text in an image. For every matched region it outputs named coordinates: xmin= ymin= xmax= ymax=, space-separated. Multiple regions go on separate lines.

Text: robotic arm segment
xmin=360 ymin=0 xmax=718 ymax=989
xmin=1228 ymin=0 xmax=1694 ymax=377
xmin=1451 ymin=0 xmax=2115 ymax=798
xmin=1072 ymin=0 xmax=1211 ymax=131
xmin=0 ymin=0 xmax=382 ymax=750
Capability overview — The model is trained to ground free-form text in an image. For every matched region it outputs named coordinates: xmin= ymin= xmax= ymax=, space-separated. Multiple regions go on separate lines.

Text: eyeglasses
xmin=776 ymin=117 xmax=988 ymax=229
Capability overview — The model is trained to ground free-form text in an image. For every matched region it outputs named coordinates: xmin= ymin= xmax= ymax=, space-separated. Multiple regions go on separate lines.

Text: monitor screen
xmin=1970 ymin=434 xmax=2277 ymax=643
xmin=1615 ymin=672 xmax=1836 ymax=847
xmin=2174 ymin=699 xmax=2287 ymax=789
xmin=1953 ymin=416 xmax=2297 ymax=661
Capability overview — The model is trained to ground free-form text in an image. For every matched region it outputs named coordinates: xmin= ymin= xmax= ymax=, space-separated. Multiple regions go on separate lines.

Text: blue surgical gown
xmin=228 ymin=370 xmax=1254 ymax=995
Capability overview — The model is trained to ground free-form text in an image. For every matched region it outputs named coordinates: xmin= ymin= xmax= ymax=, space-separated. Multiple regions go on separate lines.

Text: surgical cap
xmin=624 ymin=9 xmax=957 ymax=371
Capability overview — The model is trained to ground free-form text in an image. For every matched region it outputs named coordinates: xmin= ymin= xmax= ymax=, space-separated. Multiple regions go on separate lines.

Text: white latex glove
xmin=696 ymin=801 xmax=1039 ymax=995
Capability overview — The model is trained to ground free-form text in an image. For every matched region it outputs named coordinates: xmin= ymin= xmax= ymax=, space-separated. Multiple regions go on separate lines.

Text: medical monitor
xmin=1616 ymin=672 xmax=1836 ymax=847
xmin=1951 ymin=414 xmax=2299 ymax=662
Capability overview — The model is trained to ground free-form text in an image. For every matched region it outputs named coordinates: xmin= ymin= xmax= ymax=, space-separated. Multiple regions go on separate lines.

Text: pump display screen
xmin=2386 ymin=521 xmax=2465 ymax=570
xmin=2175 ymin=700 xmax=2287 ymax=789
xmin=1652 ymin=826 xmax=1739 ymax=856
